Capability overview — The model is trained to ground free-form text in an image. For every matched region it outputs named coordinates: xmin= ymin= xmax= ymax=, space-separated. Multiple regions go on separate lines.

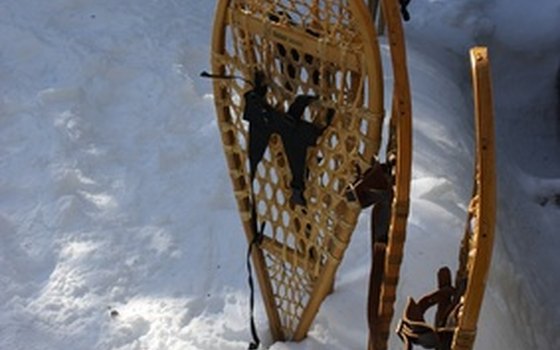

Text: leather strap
xmin=346 ymin=159 xmax=393 ymax=349
xmin=368 ymin=242 xmax=387 ymax=349
xmin=396 ymin=267 xmax=460 ymax=350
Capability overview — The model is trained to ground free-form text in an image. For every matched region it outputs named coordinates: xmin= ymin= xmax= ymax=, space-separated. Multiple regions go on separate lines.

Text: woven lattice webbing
xmin=211 ymin=0 xmax=383 ymax=340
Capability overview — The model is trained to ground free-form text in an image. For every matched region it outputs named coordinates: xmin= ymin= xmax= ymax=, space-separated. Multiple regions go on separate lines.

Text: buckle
xmin=345 ymin=181 xmax=359 ymax=202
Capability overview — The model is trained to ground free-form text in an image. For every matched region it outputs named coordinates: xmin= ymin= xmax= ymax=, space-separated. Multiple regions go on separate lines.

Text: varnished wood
xmin=211 ymin=0 xmax=285 ymax=340
xmin=394 ymin=47 xmax=495 ymax=350
xmin=451 ymin=46 xmax=496 ymax=350
xmin=369 ymin=0 xmax=413 ymax=349
xmin=210 ymin=0 xmax=385 ymax=342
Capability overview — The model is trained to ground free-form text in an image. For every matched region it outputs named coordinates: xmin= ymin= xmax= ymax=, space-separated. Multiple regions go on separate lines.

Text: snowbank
xmin=0 ymin=0 xmax=558 ymax=349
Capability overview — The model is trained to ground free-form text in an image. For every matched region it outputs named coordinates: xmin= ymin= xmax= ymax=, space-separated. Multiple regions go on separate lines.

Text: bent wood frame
xmin=210 ymin=0 xmax=385 ymax=342
xmin=393 ymin=47 xmax=495 ymax=350
xmin=451 ymin=47 xmax=496 ymax=350
xmin=367 ymin=0 xmax=412 ymax=349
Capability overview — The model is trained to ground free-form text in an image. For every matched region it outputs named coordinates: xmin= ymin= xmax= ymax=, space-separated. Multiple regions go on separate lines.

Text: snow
xmin=0 ymin=0 xmax=558 ymax=349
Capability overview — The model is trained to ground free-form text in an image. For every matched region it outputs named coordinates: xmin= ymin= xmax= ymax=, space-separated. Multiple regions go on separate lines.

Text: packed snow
xmin=0 ymin=0 xmax=558 ymax=349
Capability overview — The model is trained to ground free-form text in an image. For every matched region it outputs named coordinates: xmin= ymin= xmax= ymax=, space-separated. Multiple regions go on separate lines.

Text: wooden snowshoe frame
xmin=368 ymin=0 xmax=412 ymax=349
xmin=396 ymin=47 xmax=496 ymax=350
xmin=210 ymin=0 xmax=386 ymax=341
xmin=451 ymin=46 xmax=496 ymax=350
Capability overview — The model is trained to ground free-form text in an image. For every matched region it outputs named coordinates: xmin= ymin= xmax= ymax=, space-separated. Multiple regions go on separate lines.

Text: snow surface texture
xmin=0 ymin=0 xmax=558 ymax=349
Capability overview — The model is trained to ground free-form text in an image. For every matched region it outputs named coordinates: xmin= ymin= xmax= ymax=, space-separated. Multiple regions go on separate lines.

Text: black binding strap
xmin=202 ymin=71 xmax=263 ymax=349
xmin=243 ymin=71 xmax=333 ymax=205
xmin=200 ymin=70 xmax=254 ymax=86
xmin=247 ymin=208 xmax=265 ymax=349
xmin=399 ymin=0 xmax=412 ymax=21
xmin=246 ymin=241 xmax=260 ymax=350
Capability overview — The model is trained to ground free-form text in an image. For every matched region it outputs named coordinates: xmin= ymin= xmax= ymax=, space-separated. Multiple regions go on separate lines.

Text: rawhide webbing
xmin=204 ymin=70 xmax=336 ymax=348
xmin=242 ymin=71 xmax=334 ymax=348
